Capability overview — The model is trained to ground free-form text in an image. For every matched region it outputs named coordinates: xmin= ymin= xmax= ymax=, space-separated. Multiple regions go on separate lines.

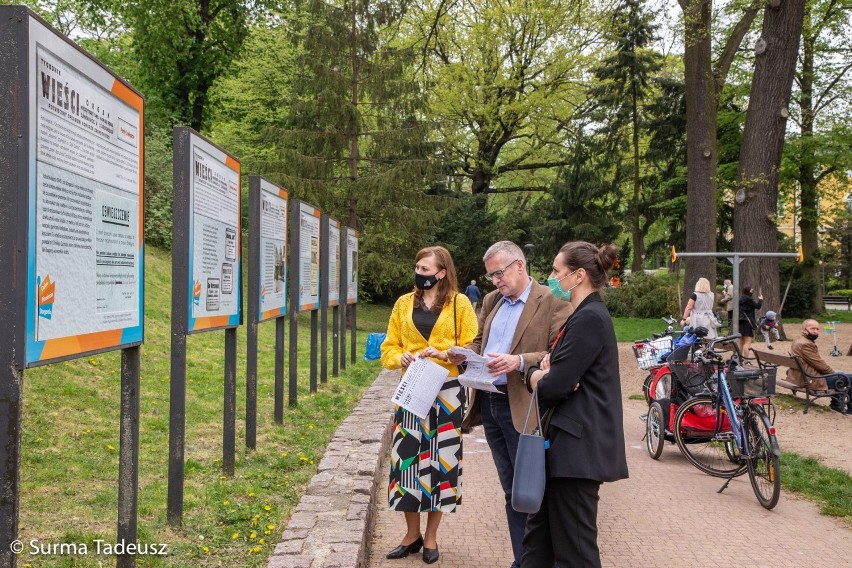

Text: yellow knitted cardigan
xmin=380 ymin=292 xmax=478 ymax=376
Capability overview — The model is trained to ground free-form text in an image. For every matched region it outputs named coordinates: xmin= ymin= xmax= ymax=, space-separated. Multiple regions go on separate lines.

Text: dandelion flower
xmin=231 ymin=533 xmax=239 ymax=540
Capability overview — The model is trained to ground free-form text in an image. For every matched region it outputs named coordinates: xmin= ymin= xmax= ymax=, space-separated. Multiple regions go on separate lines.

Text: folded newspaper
xmin=390 ymin=358 xmax=449 ymax=419
xmin=448 ymin=347 xmax=501 ymax=393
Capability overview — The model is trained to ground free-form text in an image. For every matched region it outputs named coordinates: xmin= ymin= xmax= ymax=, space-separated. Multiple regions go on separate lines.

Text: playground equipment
xmin=824 ymin=321 xmax=842 ymax=356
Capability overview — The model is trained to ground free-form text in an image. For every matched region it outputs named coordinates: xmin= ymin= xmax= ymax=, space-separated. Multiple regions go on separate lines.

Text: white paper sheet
xmin=448 ymin=347 xmax=501 ymax=393
xmin=390 ymin=358 xmax=449 ymax=418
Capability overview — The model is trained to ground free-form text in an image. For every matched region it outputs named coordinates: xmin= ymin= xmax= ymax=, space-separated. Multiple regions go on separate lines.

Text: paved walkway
xmin=368 ymin=401 xmax=852 ymax=567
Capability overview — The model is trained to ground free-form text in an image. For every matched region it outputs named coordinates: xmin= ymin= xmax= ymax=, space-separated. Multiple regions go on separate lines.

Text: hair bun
xmin=596 ymin=243 xmax=618 ymax=273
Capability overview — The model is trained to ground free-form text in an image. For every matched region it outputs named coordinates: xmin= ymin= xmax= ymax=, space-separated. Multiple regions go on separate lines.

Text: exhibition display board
xmin=0 ymin=7 xmax=145 ymax=566
xmin=258 ymin=180 xmax=288 ymax=322
xmin=24 ymin=12 xmax=145 ymax=366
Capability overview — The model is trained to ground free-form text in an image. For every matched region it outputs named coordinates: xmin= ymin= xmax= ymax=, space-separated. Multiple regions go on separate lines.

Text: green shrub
xmin=782 ymin=277 xmax=819 ymax=318
xmin=604 ymin=272 xmax=680 ymax=318
xmin=826 ymin=289 xmax=852 ymax=297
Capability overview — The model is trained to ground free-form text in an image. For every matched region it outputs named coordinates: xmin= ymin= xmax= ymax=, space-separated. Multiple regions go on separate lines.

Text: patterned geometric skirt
xmin=388 ymin=378 xmax=464 ymax=512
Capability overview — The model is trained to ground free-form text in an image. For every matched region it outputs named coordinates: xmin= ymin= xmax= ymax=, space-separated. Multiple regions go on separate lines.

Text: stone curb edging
xmin=267 ymin=368 xmax=399 ymax=568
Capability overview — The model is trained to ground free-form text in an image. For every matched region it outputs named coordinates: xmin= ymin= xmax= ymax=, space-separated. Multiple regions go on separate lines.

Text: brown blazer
xmin=788 ymin=336 xmax=834 ymax=391
xmin=461 ymin=279 xmax=573 ymax=433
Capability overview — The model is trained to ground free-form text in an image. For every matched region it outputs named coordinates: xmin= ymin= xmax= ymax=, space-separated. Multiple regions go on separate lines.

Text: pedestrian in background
xmin=464 ymin=279 xmax=482 ymax=310
xmin=380 ymin=246 xmax=478 ymax=564
xmin=738 ymin=286 xmax=763 ymax=356
xmin=720 ymin=278 xmax=734 ymax=330
xmin=680 ymin=277 xmax=718 ymax=338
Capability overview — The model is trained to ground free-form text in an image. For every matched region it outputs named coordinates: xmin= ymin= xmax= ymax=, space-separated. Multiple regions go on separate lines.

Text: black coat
xmin=536 ymin=292 xmax=629 ymax=482
xmin=739 ymin=296 xmax=763 ymax=325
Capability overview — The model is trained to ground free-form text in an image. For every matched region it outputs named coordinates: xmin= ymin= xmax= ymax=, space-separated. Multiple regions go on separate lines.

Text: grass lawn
xmin=18 ymin=247 xmax=393 ymax=567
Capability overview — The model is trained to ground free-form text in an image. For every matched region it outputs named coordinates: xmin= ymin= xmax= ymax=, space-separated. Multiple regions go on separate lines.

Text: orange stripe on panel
xmin=193 ymin=316 xmax=231 ymax=331
xmin=110 ymin=80 xmax=143 ymax=112
xmin=225 ymin=156 xmax=240 ymax=174
xmin=39 ymin=329 xmax=124 ymax=361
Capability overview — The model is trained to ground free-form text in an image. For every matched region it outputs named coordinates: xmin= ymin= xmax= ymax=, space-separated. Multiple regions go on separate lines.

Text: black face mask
xmin=806 ymin=332 xmax=819 ymax=341
xmin=414 ymin=272 xmax=440 ymax=290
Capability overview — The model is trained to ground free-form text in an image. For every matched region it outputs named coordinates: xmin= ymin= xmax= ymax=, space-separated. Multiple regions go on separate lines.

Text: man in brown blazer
xmin=452 ymin=241 xmax=571 ymax=568
xmin=789 ymin=319 xmax=852 ymax=415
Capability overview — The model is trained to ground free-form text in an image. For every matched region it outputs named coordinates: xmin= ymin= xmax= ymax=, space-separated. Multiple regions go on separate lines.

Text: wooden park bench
xmin=822 ymin=295 xmax=851 ymax=309
xmin=751 ymin=349 xmax=849 ymax=414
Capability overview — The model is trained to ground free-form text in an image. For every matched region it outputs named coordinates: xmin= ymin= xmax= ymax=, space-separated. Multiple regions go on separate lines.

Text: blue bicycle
xmin=672 ymin=334 xmax=781 ymax=509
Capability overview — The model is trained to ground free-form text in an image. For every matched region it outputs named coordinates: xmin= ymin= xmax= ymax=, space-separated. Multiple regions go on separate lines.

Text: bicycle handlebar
xmin=693 ymin=334 xmax=742 ymax=364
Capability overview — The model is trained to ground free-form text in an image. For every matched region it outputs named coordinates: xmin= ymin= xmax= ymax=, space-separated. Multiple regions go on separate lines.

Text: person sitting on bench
xmin=789 ymin=320 xmax=852 ymax=416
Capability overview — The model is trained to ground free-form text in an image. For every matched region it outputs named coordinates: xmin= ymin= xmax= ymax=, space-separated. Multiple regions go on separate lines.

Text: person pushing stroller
xmin=758 ymin=310 xmax=781 ymax=349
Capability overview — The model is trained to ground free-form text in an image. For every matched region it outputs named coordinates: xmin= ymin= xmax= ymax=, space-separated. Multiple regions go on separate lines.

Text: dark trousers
xmin=826 ymin=373 xmax=852 ymax=410
xmin=521 ymin=477 xmax=602 ymax=568
xmin=480 ymin=391 xmax=524 ymax=568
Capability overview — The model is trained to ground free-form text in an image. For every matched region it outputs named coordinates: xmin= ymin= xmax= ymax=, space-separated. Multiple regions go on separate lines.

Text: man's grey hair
xmin=802 ymin=319 xmax=819 ymax=329
xmin=483 ymin=241 xmax=525 ymax=264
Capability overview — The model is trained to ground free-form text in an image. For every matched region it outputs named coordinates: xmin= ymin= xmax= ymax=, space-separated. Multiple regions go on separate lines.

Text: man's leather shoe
xmin=422 ymin=545 xmax=439 ymax=564
xmin=386 ymin=536 xmax=423 ymax=559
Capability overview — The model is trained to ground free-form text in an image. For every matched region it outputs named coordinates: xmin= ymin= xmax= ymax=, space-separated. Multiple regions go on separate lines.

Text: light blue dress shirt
xmin=483 ymin=278 xmax=532 ymax=386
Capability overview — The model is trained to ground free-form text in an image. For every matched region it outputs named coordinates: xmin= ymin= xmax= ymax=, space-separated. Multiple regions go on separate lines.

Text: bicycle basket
xmin=729 ymin=366 xmax=776 ymax=398
xmin=632 ymin=337 xmax=672 ymax=370
xmin=669 ymin=361 xmax=713 ymax=396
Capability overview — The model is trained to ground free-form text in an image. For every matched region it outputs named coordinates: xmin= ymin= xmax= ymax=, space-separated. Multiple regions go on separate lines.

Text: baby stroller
xmin=645 ymin=327 xmax=735 ymax=461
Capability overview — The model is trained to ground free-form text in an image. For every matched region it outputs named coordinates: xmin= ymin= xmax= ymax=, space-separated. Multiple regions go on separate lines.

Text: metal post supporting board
xmin=339 ymin=230 xmax=348 ymax=371
xmin=117 ymin=346 xmax=141 ymax=568
xmin=288 ymin=200 xmax=300 ymax=407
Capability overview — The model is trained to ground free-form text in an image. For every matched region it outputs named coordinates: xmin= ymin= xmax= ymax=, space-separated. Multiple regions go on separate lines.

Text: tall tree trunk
xmin=680 ymin=0 xmax=717 ymax=306
xmin=797 ymin=4 xmax=825 ymax=311
xmin=348 ymin=1 xmax=359 ymax=330
xmin=630 ymin=64 xmax=644 ymax=273
xmin=733 ymin=0 xmax=805 ymax=316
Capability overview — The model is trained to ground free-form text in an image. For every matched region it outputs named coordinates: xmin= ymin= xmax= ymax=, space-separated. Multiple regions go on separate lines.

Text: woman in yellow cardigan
xmin=381 ymin=246 xmax=478 ymax=564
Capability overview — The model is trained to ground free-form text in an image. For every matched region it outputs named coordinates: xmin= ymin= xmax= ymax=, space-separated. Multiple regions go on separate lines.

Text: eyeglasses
xmin=485 ymin=259 xmax=519 ymax=282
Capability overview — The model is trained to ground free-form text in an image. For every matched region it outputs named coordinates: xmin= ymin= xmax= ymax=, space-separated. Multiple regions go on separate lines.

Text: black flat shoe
xmin=422 ymin=545 xmax=439 ymax=564
xmin=386 ymin=536 xmax=423 ymax=559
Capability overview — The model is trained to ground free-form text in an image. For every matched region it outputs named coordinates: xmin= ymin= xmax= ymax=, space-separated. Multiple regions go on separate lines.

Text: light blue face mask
xmin=547 ymin=269 xmax=578 ymax=301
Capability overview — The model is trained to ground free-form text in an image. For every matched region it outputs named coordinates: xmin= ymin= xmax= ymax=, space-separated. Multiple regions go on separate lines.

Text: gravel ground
xmin=620 ymin=320 xmax=852 ymax=475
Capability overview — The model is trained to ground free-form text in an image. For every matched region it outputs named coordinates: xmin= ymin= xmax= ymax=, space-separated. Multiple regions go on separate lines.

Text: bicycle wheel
xmin=646 ymin=401 xmax=666 ymax=460
xmin=643 ymin=373 xmax=654 ymax=405
xmin=746 ymin=406 xmax=781 ymax=509
xmin=673 ymin=396 xmax=747 ymax=478
xmin=644 ymin=370 xmax=671 ymax=406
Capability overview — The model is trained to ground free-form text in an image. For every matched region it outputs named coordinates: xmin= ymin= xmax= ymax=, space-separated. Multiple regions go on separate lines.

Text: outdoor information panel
xmin=328 ymin=220 xmax=341 ymax=307
xmin=259 ymin=179 xmax=288 ymax=321
xmin=186 ymin=132 xmax=242 ymax=332
xmin=298 ymin=202 xmax=321 ymax=311
xmin=346 ymin=228 xmax=359 ymax=304
xmin=24 ymin=12 xmax=145 ymax=366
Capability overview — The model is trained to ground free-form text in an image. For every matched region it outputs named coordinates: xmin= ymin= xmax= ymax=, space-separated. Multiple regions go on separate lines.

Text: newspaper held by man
xmin=390 ymin=358 xmax=449 ymax=419
xmin=448 ymin=346 xmax=501 ymax=393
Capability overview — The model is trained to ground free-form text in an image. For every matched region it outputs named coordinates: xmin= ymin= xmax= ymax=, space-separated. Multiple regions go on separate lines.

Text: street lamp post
xmin=523 ymin=243 xmax=535 ymax=275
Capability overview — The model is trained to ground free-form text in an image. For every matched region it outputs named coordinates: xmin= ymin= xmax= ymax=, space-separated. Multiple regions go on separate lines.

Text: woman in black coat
xmin=738 ymin=286 xmax=764 ymax=356
xmin=523 ymin=241 xmax=629 ymax=568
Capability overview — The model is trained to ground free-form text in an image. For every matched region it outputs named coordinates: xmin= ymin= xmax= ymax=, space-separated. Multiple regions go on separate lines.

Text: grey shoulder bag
xmin=511 ymin=387 xmax=547 ymax=514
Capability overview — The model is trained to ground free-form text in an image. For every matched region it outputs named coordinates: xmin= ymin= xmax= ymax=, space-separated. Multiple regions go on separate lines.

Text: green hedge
xmin=604 ymin=272 xmax=680 ymax=318
xmin=826 ymin=289 xmax=852 ymax=297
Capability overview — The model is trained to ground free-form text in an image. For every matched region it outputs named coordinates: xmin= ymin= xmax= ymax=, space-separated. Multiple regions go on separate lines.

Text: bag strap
xmin=454 ymin=293 xmax=458 ymax=346
xmin=522 ymin=387 xmax=544 ymax=435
